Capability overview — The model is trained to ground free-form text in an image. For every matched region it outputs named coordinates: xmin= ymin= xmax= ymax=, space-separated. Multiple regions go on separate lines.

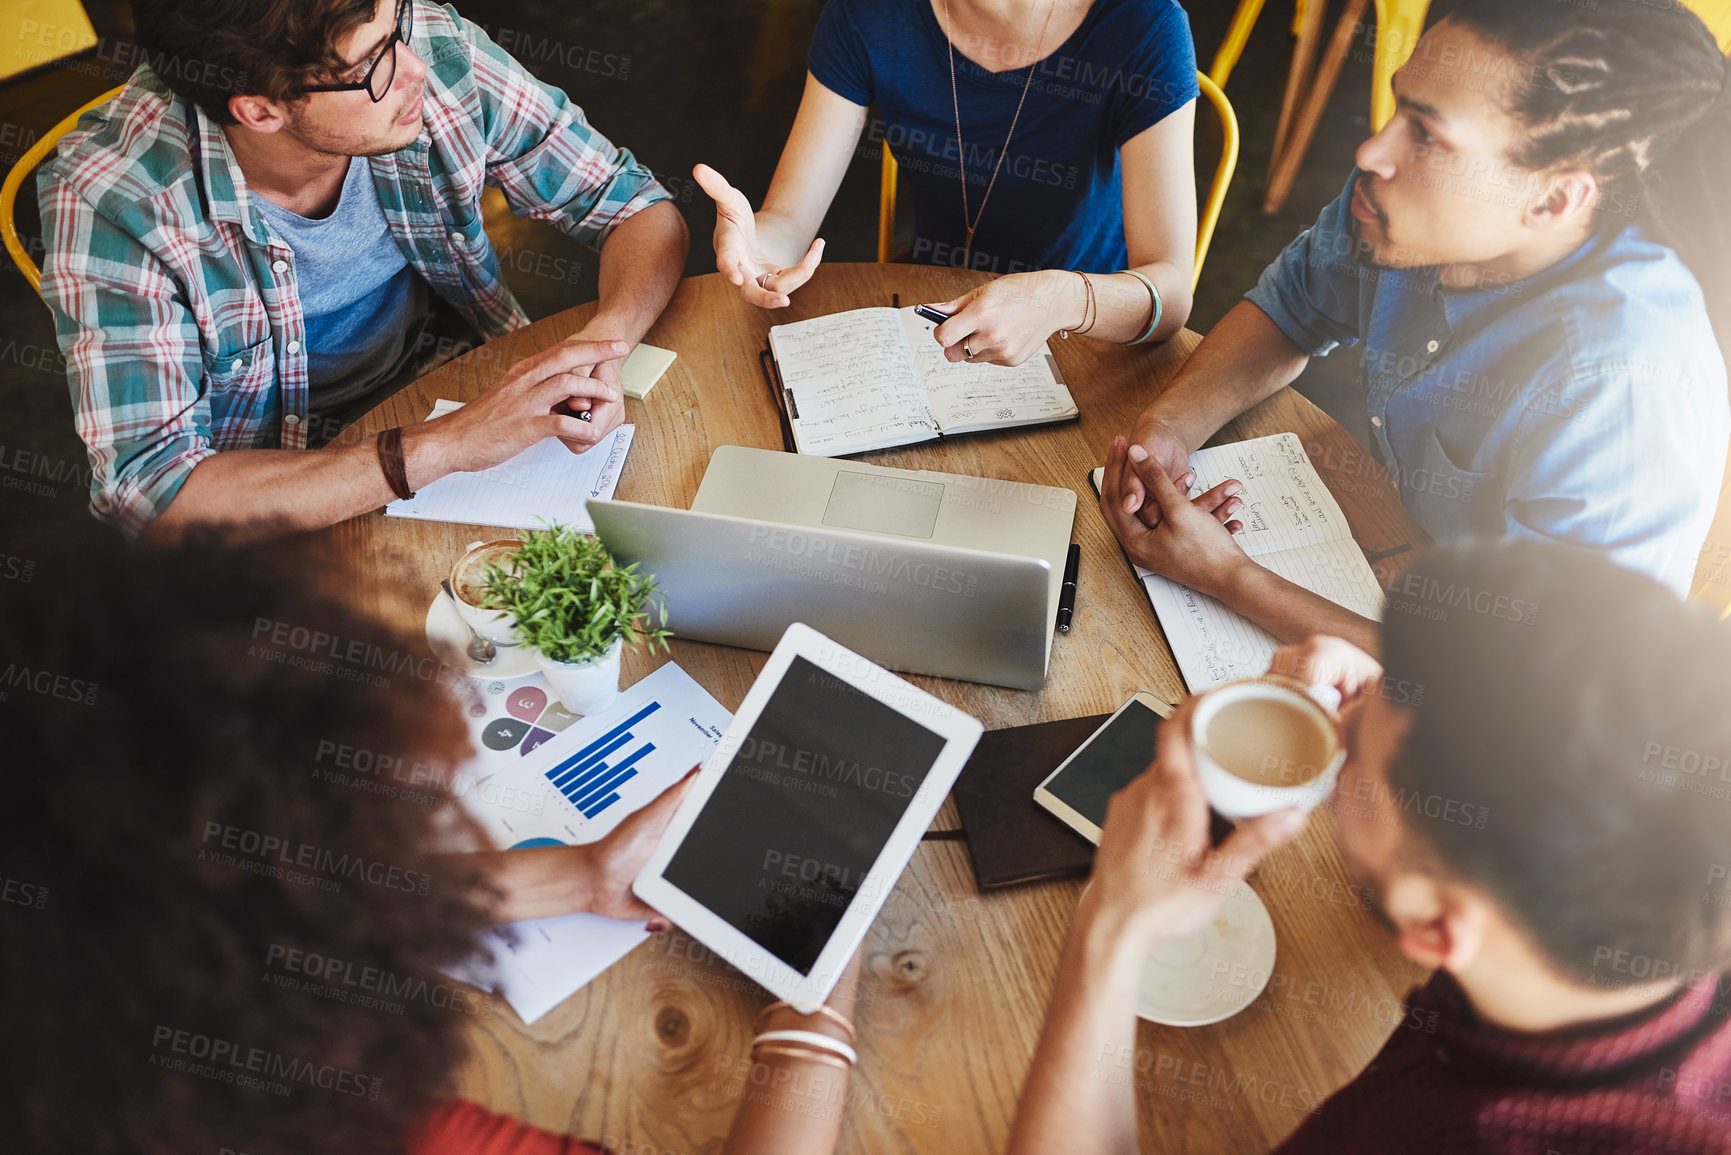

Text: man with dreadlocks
xmin=1099 ymin=0 xmax=1731 ymax=655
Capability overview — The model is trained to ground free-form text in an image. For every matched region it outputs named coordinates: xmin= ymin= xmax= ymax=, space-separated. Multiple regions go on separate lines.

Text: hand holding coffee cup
xmin=1190 ymin=675 xmax=1345 ymax=820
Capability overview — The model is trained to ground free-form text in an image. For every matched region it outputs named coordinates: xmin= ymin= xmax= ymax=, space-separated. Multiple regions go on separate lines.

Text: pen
xmin=1055 ymin=543 xmax=1080 ymax=633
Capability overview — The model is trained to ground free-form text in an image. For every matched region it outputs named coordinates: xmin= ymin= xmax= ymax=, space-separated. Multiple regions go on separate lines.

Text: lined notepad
xmin=769 ymin=307 xmax=1076 ymax=457
xmin=1094 ymin=433 xmax=1385 ymax=691
xmin=385 ymin=400 xmax=633 ymax=530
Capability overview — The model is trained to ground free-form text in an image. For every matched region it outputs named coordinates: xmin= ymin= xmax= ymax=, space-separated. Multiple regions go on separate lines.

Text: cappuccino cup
xmin=1190 ymin=676 xmax=1344 ymax=820
xmin=449 ymin=539 xmax=523 ymax=647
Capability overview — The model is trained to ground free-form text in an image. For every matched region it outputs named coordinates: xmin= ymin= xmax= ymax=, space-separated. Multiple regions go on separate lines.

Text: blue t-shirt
xmin=254 ymin=157 xmax=432 ymax=419
xmin=809 ymin=0 xmax=1197 ymax=274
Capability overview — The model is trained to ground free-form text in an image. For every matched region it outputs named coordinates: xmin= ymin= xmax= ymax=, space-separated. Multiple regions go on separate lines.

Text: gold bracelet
xmin=754 ymin=1001 xmax=857 ymax=1043
xmin=1078 ymin=270 xmax=1098 ymax=335
xmin=750 ymin=1043 xmax=851 ymax=1071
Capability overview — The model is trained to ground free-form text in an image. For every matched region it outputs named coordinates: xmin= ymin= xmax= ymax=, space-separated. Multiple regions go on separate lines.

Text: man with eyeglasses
xmin=37 ymin=0 xmax=688 ymax=542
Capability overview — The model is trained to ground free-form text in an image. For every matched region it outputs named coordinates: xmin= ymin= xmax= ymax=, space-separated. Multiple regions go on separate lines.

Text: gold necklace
xmin=943 ymin=0 xmax=1057 ymax=268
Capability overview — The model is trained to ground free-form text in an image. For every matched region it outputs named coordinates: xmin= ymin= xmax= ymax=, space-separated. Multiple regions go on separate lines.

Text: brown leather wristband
xmin=376 ymin=426 xmax=414 ymax=501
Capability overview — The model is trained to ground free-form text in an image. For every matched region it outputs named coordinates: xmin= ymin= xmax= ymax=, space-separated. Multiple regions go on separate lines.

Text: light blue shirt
xmin=254 ymin=157 xmax=431 ymax=419
xmin=1246 ymin=171 xmax=1729 ymax=595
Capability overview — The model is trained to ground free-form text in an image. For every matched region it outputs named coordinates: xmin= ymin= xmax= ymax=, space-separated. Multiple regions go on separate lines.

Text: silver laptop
xmin=587 ymin=446 xmax=1076 ymax=690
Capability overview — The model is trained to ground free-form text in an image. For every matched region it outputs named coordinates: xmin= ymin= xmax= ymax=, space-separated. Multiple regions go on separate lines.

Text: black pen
xmin=1055 ymin=543 xmax=1081 ymax=634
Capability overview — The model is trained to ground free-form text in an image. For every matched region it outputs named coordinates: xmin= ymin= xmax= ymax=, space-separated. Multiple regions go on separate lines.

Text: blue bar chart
xmin=545 ymin=702 xmax=661 ymax=819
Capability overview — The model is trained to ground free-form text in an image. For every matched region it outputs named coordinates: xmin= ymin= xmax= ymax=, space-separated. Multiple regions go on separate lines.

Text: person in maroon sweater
xmin=1007 ymin=536 xmax=1731 ymax=1155
xmin=0 ymin=508 xmax=859 ymax=1155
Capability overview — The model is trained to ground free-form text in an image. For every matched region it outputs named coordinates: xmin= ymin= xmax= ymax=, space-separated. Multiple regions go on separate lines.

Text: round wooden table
xmin=336 ymin=263 xmax=1430 ymax=1154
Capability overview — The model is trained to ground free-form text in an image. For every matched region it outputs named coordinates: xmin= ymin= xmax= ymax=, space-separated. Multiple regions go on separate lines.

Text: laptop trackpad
xmin=822 ymin=471 xmax=942 ymax=538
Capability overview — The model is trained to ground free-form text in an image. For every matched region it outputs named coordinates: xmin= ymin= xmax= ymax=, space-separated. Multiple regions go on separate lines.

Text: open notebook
xmin=768 ymin=306 xmax=1077 ymax=457
xmin=1092 ymin=433 xmax=1385 ymax=691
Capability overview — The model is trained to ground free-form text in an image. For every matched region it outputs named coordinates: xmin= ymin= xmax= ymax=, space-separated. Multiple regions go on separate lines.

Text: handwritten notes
xmin=769 ymin=307 xmax=1076 ymax=457
xmin=1094 ymin=434 xmax=1385 ymax=690
xmin=901 ymin=311 xmax=1076 ymax=431
xmin=769 ymin=309 xmax=939 ymax=456
xmin=385 ymin=399 xmax=633 ymax=531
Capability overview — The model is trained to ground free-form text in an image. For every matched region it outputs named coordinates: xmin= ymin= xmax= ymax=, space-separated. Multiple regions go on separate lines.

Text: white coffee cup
xmin=449 ymin=539 xmax=523 ymax=647
xmin=1190 ymin=675 xmax=1345 ymax=820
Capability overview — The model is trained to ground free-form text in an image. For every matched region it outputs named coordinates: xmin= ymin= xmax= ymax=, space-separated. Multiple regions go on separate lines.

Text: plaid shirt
xmin=38 ymin=2 xmax=669 ymax=535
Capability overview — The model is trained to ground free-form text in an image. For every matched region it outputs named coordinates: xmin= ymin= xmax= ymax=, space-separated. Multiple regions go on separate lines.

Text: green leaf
xmin=477 ymin=523 xmax=674 ymax=664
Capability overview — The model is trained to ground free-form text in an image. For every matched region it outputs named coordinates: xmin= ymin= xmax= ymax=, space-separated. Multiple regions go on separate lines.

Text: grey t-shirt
xmin=254 ymin=157 xmax=433 ymax=419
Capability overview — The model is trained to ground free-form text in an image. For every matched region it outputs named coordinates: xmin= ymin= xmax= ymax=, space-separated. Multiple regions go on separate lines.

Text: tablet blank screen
xmin=662 ymin=656 xmax=947 ymax=975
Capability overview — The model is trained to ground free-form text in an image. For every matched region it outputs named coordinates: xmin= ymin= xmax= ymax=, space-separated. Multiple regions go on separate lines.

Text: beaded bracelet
xmin=1121 ymin=269 xmax=1164 ymax=346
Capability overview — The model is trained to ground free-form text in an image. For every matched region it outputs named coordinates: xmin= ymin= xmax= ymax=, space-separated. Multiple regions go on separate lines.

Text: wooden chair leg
xmin=1268 ymin=0 xmax=1329 ymax=182
xmin=1265 ymin=0 xmax=1371 ymax=214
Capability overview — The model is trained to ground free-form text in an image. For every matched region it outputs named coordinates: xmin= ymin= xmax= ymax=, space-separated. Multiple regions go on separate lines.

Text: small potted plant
xmin=478 ymin=525 xmax=671 ymax=715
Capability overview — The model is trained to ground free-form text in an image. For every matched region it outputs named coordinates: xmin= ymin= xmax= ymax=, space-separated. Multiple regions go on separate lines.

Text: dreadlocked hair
xmin=1444 ymin=0 xmax=1731 ymax=349
xmin=1447 ymin=2 xmax=1731 ymax=346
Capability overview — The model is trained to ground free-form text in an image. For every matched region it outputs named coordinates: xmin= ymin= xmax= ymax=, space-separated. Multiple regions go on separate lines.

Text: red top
xmin=1277 ymin=971 xmax=1731 ymax=1154
xmin=411 ymin=1101 xmax=604 ymax=1155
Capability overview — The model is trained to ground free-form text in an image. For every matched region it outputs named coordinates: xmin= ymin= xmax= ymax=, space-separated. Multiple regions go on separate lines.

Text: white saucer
xmin=425 ymin=593 xmax=539 ymax=679
xmin=1134 ymin=881 xmax=1276 ymax=1027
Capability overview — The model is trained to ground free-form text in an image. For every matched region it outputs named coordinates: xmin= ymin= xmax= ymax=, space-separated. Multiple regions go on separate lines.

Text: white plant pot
xmin=535 ymin=638 xmax=623 ymax=716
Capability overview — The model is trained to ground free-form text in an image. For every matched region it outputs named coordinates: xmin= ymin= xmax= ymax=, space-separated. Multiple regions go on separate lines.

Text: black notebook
xmin=953 ymin=713 xmax=1234 ymax=890
xmin=952 ymin=714 xmax=1112 ymax=890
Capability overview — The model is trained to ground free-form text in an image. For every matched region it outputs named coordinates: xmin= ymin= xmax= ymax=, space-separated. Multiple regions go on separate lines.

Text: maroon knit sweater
xmin=1277 ymin=971 xmax=1731 ymax=1154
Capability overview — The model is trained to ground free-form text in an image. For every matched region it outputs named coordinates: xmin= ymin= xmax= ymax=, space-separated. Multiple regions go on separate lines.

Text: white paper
xmin=445 ymin=663 xmax=733 ymax=1022
xmin=1094 ymin=433 xmax=1386 ymax=691
xmin=899 ymin=308 xmax=1073 ymax=432
xmin=385 ymin=398 xmax=633 ymax=531
xmin=770 ymin=308 xmax=939 ymax=456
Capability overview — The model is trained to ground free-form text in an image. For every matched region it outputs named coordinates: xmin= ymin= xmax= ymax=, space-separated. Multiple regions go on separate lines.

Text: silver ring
xmin=756 ymin=272 xmax=772 ymax=288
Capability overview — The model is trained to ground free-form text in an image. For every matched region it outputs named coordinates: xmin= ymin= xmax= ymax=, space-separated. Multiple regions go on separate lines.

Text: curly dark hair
xmin=130 ymin=0 xmax=380 ymax=124
xmin=0 ymin=508 xmax=498 ymax=1154
xmin=1382 ymin=539 xmax=1731 ymax=987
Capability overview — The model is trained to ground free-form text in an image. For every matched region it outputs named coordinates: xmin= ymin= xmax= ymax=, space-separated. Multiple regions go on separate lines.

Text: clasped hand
xmin=430 ymin=335 xmax=629 ymax=476
xmin=1098 ymin=434 xmax=1250 ymax=595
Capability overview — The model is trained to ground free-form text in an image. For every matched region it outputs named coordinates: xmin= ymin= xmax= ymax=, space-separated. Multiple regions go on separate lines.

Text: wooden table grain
xmin=337 ymin=264 xmax=1431 ymax=1155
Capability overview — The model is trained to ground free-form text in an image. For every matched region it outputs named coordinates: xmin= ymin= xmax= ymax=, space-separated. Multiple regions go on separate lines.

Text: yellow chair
xmin=877 ymin=70 xmax=1239 ymax=294
xmin=1 ymin=85 xmax=123 ymax=299
xmin=1369 ymin=0 xmax=1432 ymax=131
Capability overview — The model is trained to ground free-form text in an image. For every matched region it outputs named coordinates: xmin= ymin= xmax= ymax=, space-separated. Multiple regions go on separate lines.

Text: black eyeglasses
xmin=301 ymin=0 xmax=413 ymax=103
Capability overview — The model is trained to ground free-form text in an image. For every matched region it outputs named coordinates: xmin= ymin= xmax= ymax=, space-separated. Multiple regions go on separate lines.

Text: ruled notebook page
xmin=899 ymin=308 xmax=1077 ymax=433
xmin=1093 ymin=433 xmax=1385 ymax=691
xmin=769 ymin=309 xmax=940 ymax=456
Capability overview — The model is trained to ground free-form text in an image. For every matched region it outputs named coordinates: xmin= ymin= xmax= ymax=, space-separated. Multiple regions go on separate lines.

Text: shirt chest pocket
xmin=1398 ymin=425 xmax=1497 ymax=537
xmin=201 ymin=336 xmax=276 ymax=447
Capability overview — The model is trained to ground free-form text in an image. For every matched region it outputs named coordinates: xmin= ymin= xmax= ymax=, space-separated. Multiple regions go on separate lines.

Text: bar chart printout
xmin=545 ymin=702 xmax=662 ymax=820
xmin=445 ymin=664 xmax=733 ymax=1024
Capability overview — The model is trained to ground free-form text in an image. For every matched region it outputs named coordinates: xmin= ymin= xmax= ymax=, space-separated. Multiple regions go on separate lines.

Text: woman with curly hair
xmin=0 ymin=512 xmax=858 ymax=1155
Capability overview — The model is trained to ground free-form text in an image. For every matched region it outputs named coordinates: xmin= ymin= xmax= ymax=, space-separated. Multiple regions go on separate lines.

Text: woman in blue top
xmin=694 ymin=0 xmax=1201 ymax=365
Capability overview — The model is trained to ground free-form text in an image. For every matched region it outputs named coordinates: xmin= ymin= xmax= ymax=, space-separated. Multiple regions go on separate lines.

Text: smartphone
xmin=912 ymin=304 xmax=951 ymax=325
xmin=1033 ymin=692 xmax=1172 ymax=845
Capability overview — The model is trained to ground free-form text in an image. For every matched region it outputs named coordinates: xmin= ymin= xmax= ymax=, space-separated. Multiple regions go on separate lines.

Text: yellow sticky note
xmin=621 ymin=342 xmax=676 ymax=400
